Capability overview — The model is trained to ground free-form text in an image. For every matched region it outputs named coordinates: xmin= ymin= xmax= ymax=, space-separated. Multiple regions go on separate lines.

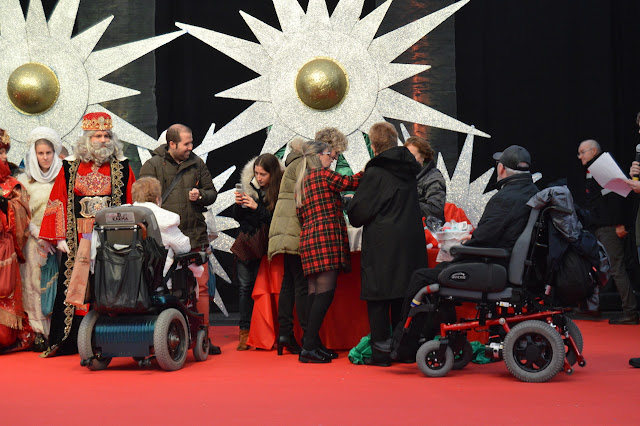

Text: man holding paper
xmin=578 ymin=139 xmax=638 ymax=325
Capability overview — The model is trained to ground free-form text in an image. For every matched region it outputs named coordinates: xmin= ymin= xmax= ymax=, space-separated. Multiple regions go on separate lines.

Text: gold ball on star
xmin=7 ymin=62 xmax=60 ymax=115
xmin=296 ymin=58 xmax=349 ymax=110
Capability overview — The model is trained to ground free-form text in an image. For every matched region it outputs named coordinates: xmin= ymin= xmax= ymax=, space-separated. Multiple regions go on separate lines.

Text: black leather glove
xmin=0 ymin=195 xmax=8 ymax=215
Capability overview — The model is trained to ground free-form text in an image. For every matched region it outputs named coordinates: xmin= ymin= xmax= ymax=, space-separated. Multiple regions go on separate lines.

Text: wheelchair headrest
xmin=508 ymin=208 xmax=540 ymax=285
xmin=94 ymin=205 xmax=163 ymax=245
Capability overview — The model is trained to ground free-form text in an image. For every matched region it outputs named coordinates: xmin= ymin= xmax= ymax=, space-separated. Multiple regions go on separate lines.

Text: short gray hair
xmin=581 ymin=139 xmax=601 ymax=154
xmin=503 ymin=165 xmax=529 ymax=176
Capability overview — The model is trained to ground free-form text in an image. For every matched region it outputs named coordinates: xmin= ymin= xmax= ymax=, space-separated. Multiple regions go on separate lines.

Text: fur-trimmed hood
xmin=240 ymin=156 xmax=285 ymax=201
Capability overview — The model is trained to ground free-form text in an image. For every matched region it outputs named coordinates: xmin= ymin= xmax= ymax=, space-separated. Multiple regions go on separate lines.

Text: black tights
xmin=303 ymin=269 xmax=338 ymax=351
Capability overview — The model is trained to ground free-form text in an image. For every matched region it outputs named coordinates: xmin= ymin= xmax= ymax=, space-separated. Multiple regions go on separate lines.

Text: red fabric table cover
xmin=247 ymin=253 xmax=370 ymax=350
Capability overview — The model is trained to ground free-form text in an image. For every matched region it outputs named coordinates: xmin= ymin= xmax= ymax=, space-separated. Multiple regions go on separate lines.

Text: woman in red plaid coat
xmin=295 ymin=141 xmax=363 ymax=363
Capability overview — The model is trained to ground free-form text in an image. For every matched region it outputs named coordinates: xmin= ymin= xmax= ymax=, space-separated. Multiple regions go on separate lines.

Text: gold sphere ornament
xmin=7 ymin=62 xmax=60 ymax=115
xmin=296 ymin=58 xmax=349 ymax=110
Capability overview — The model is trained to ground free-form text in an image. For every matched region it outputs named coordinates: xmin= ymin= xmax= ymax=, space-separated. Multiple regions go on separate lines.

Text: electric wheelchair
xmin=397 ymin=206 xmax=587 ymax=383
xmin=78 ymin=205 xmax=209 ymax=371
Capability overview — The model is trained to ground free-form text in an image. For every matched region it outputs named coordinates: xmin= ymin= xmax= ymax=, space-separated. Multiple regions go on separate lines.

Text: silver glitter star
xmin=205 ymin=163 xmax=239 ymax=284
xmin=179 ymin=0 xmax=489 ymax=173
xmin=0 ymin=0 xmax=185 ymax=163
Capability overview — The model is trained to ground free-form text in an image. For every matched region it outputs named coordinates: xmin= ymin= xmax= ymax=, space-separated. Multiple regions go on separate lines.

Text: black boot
xmin=277 ymin=334 xmax=301 ymax=355
xmin=302 ymin=290 xmax=334 ymax=352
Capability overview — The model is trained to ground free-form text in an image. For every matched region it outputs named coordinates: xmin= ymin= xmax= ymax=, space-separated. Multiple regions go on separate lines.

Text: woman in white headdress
xmin=16 ymin=127 xmax=64 ymax=350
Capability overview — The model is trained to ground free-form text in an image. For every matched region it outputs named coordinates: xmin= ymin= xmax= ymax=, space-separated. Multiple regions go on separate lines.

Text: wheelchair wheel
xmin=78 ymin=310 xmax=112 ymax=371
xmin=416 ymin=340 xmax=454 ymax=378
xmin=193 ymin=329 xmax=209 ymax=362
xmin=563 ymin=317 xmax=583 ymax=366
xmin=503 ymin=320 xmax=565 ymax=383
xmin=452 ymin=339 xmax=473 ymax=370
xmin=154 ymin=309 xmax=188 ymax=371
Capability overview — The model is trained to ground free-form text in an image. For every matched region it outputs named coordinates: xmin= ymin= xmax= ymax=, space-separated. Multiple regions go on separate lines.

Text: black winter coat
xmin=347 ymin=146 xmax=428 ymax=301
xmin=416 ymin=160 xmax=446 ymax=223
xmin=465 ymin=173 xmax=539 ymax=252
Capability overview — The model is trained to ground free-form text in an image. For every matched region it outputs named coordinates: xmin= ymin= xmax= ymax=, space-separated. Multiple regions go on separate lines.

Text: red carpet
xmin=1 ymin=319 xmax=639 ymax=425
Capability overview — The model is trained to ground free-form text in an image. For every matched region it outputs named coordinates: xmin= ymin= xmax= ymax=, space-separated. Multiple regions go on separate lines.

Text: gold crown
xmin=82 ymin=112 xmax=113 ymax=131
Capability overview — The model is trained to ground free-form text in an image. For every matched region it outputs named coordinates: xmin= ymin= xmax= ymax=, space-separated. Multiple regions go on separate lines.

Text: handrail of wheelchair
xmin=450 ymin=245 xmax=509 ymax=258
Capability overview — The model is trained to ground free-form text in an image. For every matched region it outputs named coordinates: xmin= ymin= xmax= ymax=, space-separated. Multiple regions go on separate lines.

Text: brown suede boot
xmin=237 ymin=329 xmax=250 ymax=351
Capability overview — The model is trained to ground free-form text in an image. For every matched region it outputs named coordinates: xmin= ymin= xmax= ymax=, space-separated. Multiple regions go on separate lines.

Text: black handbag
xmin=94 ymin=230 xmax=155 ymax=313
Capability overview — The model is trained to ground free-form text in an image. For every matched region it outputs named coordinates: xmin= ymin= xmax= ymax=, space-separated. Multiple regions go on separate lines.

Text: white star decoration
xmin=0 ymin=0 xmax=184 ymax=164
xmin=437 ymin=132 xmax=496 ymax=227
xmin=180 ymin=0 xmax=490 ymax=173
xmin=205 ymin=162 xmax=239 ymax=284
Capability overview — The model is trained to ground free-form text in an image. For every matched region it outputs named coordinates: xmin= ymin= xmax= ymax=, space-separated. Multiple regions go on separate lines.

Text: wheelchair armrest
xmin=449 ymin=245 xmax=509 ymax=259
xmin=174 ymin=251 xmax=207 ymax=266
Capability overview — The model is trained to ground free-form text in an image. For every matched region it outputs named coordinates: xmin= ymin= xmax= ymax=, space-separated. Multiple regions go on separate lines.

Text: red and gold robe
xmin=0 ymin=172 xmax=33 ymax=352
xmin=39 ymin=158 xmax=134 ymax=356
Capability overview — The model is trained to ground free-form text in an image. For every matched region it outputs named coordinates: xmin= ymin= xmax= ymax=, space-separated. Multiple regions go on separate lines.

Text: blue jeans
xmin=237 ymin=258 xmax=261 ymax=330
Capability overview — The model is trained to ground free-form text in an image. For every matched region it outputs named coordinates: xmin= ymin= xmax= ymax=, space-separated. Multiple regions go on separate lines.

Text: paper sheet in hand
xmin=587 ymin=152 xmax=631 ymax=197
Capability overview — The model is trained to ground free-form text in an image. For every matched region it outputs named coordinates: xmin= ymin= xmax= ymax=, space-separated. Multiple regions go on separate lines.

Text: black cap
xmin=492 ymin=145 xmax=531 ymax=171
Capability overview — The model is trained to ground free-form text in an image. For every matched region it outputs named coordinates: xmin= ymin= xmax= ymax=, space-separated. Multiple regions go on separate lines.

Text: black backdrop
xmin=455 ymin=0 xmax=640 ymax=198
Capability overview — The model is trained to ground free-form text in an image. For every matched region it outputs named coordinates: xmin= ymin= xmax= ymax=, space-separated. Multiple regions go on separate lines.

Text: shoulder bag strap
xmin=162 ymin=168 xmax=188 ymax=204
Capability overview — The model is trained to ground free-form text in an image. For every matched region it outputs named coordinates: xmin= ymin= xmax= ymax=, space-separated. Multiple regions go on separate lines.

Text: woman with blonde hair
xmin=295 ymin=140 xmax=362 ymax=363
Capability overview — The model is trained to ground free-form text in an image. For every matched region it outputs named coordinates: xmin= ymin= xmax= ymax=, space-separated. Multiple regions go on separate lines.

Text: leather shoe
xmin=208 ymin=339 xmax=222 ymax=355
xmin=363 ymin=356 xmax=392 ymax=367
xmin=609 ymin=313 xmax=639 ymax=325
xmin=318 ymin=345 xmax=338 ymax=359
xmin=629 ymin=357 xmax=640 ymax=368
xmin=299 ymin=349 xmax=331 ymax=363
xmin=573 ymin=308 xmax=602 ymax=319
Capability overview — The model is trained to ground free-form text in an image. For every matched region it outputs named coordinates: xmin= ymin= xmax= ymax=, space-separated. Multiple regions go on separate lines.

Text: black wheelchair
xmin=398 ymin=206 xmax=586 ymax=383
xmin=78 ymin=206 xmax=209 ymax=371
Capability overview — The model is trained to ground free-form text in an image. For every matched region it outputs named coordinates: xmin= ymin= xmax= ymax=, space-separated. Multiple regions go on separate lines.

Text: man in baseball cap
xmin=493 ymin=145 xmax=531 ymax=173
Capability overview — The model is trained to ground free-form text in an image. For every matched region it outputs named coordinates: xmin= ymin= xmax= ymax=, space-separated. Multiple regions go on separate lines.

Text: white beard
xmin=90 ymin=143 xmax=114 ymax=165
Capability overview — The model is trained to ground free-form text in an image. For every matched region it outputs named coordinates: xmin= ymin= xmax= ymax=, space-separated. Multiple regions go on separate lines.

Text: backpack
xmin=554 ymin=246 xmax=596 ymax=307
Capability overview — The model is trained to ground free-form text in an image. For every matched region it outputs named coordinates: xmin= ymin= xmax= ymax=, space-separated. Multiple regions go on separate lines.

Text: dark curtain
xmin=455 ymin=0 xmax=640 ymax=309
xmin=455 ymin=0 xmax=640 ymax=199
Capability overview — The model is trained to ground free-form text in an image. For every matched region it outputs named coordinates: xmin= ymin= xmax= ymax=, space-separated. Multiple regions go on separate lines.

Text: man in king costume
xmin=39 ymin=112 xmax=135 ymax=356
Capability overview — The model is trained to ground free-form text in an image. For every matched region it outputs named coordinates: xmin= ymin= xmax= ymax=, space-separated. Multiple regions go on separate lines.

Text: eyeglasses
xmin=577 ymin=148 xmax=594 ymax=158
xmin=321 ymin=152 xmax=338 ymax=160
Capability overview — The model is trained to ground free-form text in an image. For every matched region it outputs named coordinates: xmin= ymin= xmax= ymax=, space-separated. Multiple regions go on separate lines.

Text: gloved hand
xmin=0 ymin=195 xmax=8 ymax=215
xmin=56 ymin=239 xmax=70 ymax=253
xmin=38 ymin=239 xmax=56 ymax=256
